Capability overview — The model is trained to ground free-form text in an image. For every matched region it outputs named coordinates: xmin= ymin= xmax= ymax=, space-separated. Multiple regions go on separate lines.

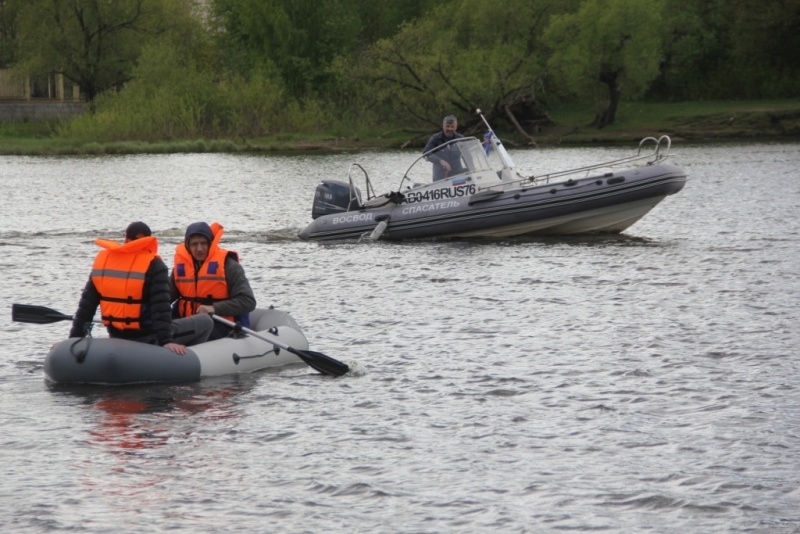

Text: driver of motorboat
xmin=423 ymin=115 xmax=465 ymax=181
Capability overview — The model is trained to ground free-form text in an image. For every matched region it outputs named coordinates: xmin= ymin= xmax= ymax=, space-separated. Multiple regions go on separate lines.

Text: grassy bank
xmin=538 ymin=99 xmax=800 ymax=145
xmin=1 ymin=99 xmax=799 ymax=156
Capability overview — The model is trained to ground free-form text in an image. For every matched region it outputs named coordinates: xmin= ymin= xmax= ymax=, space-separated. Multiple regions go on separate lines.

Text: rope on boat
xmin=67 ymin=321 xmax=95 ymax=363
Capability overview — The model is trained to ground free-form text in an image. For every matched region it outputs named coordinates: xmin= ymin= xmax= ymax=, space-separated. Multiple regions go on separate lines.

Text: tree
xmin=652 ymin=0 xmax=800 ymax=100
xmin=211 ymin=0 xmax=369 ymax=96
xmin=544 ymin=0 xmax=665 ymax=128
xmin=338 ymin=0 xmax=561 ymax=137
xmin=726 ymin=0 xmax=800 ymax=97
xmin=0 ymin=0 xmax=20 ymax=68
xmin=210 ymin=0 xmax=435 ymax=98
xmin=14 ymin=0 xmax=197 ymax=102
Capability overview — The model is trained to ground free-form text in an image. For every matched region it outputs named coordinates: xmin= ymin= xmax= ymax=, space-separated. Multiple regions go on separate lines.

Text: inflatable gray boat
xmin=12 ymin=304 xmax=349 ymax=385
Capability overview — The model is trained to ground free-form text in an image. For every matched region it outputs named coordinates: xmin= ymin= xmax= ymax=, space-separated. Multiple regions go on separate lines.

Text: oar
xmin=11 ymin=303 xmax=85 ymax=325
xmin=211 ymin=314 xmax=349 ymax=377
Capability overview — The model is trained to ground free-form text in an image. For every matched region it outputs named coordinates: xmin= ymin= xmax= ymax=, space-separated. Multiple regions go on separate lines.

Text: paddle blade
xmin=11 ymin=304 xmax=74 ymax=325
xmin=288 ymin=347 xmax=349 ymax=377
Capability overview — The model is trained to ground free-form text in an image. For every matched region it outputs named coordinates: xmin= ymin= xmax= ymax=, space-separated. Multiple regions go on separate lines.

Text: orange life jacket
xmin=91 ymin=236 xmax=158 ymax=331
xmin=173 ymin=223 xmax=239 ymax=323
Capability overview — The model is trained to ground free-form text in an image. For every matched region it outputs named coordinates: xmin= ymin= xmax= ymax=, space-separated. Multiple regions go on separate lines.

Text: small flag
xmin=452 ymin=178 xmax=467 ymax=186
xmin=483 ymin=132 xmax=493 ymax=154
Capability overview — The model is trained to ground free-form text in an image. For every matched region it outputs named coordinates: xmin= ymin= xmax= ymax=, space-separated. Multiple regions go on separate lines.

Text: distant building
xmin=0 ymin=69 xmax=83 ymax=121
xmin=0 ymin=69 xmax=81 ymax=101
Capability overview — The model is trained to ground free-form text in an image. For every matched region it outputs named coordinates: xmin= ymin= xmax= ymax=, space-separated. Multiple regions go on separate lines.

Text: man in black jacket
xmin=423 ymin=115 xmax=465 ymax=181
xmin=70 ymin=221 xmax=213 ymax=355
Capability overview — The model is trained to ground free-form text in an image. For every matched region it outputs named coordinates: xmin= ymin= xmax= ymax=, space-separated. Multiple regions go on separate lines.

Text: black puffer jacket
xmin=69 ymin=256 xmax=174 ymax=345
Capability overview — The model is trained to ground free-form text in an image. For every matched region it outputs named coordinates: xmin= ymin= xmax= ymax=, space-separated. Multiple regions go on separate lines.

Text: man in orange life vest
xmin=69 ymin=222 xmax=214 ymax=355
xmin=170 ymin=221 xmax=256 ymax=341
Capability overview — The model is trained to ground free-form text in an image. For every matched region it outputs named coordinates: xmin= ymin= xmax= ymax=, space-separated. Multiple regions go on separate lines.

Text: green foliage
xmin=210 ymin=0 xmax=443 ymax=101
xmin=656 ymin=0 xmax=800 ymax=100
xmin=339 ymin=0 xmax=559 ymax=130
xmin=211 ymin=0 xmax=363 ymax=96
xmin=354 ymin=0 xmax=435 ymax=44
xmin=6 ymin=0 xmax=799 ymax=142
xmin=727 ymin=0 xmax=800 ymax=97
xmin=3 ymin=99 xmax=799 ymax=154
xmin=657 ymin=1 xmax=737 ymax=99
xmin=57 ymin=36 xmax=336 ymax=142
xmin=281 ymin=98 xmax=337 ymax=134
xmin=13 ymin=0 xmax=201 ymax=101
xmin=0 ymin=0 xmax=21 ymax=67
xmin=544 ymin=0 xmax=665 ymax=125
xmin=59 ymin=40 xmax=213 ymax=140
xmin=217 ymin=69 xmax=285 ymax=138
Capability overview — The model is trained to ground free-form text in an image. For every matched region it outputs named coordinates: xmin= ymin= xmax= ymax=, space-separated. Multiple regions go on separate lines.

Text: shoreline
xmin=1 ymin=104 xmax=798 ymax=156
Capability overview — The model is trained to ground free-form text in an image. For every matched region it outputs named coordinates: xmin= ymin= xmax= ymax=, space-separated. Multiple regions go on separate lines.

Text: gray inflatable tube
xmin=44 ymin=308 xmax=309 ymax=385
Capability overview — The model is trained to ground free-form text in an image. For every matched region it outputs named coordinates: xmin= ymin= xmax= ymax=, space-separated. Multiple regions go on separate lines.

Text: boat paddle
xmin=211 ymin=314 xmax=349 ymax=377
xmin=11 ymin=303 xmax=91 ymax=325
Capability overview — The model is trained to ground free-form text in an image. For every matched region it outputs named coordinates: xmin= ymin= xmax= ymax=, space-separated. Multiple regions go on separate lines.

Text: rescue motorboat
xmin=298 ymin=113 xmax=686 ymax=241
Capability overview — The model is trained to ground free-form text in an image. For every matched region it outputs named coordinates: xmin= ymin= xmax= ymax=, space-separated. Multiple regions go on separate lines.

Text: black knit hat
xmin=125 ymin=221 xmax=152 ymax=240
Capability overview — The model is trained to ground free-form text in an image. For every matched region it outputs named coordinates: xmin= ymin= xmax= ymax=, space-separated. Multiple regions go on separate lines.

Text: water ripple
xmin=2 ymin=144 xmax=800 ymax=533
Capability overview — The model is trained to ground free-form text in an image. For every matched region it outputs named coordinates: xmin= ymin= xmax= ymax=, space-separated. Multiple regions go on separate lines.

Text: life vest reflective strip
xmin=91 ymin=236 xmax=158 ymax=331
xmin=173 ymin=225 xmax=237 ymax=322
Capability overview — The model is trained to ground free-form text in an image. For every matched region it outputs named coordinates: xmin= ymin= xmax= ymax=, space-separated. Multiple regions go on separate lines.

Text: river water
xmin=1 ymin=141 xmax=799 ymax=533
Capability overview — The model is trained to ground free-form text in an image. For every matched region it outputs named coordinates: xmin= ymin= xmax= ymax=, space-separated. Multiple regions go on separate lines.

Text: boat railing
xmin=486 ymin=135 xmax=674 ymax=190
xmin=345 ymin=162 xmax=378 ymax=206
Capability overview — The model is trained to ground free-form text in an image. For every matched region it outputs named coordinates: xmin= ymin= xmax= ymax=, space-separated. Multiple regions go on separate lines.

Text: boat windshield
xmin=403 ymin=137 xmax=495 ymax=186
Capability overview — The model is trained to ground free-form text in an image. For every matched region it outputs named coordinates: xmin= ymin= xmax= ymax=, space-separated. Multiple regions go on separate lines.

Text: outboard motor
xmin=311 ymin=180 xmax=363 ymax=220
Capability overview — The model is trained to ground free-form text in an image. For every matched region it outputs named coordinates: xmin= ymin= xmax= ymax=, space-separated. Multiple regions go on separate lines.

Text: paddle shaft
xmin=211 ymin=314 xmax=349 ymax=377
xmin=212 ymin=314 xmax=297 ymax=352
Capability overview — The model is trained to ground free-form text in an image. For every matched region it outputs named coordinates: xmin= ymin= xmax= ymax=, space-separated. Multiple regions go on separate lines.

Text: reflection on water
xmin=57 ymin=378 xmax=259 ymax=513
xmin=2 ymin=143 xmax=800 ymax=533
xmin=90 ymin=395 xmax=171 ymax=451
xmin=53 ymin=377 xmax=257 ymax=455
xmin=85 ymin=386 xmax=242 ymax=451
